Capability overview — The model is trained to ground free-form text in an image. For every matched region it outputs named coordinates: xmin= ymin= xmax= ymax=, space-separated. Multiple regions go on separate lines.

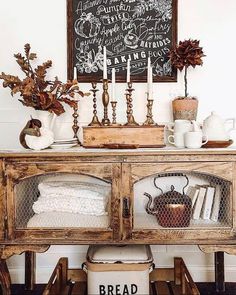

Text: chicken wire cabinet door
xmin=5 ymin=161 xmax=121 ymax=243
xmin=121 ymin=161 xmax=235 ymax=244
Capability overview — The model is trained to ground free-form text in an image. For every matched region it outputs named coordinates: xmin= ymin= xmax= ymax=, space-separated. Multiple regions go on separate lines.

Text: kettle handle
xmin=225 ymin=118 xmax=236 ymax=130
xmin=154 ymin=173 xmax=189 ymax=195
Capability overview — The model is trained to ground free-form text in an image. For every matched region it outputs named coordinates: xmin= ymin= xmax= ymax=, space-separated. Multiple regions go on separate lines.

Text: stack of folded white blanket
xmin=32 ymin=181 xmax=110 ymax=216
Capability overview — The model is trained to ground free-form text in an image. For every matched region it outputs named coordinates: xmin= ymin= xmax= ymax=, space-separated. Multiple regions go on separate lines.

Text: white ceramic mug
xmin=168 ymin=132 xmax=185 ymax=148
xmin=184 ymin=131 xmax=208 ymax=149
xmin=168 ymin=120 xmax=192 ymax=134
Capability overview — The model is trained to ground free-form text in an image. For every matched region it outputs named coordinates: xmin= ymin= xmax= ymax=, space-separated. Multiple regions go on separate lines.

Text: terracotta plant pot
xmin=172 ymin=97 xmax=198 ymax=121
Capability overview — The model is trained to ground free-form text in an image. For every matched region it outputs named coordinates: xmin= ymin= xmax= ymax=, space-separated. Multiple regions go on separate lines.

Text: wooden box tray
xmin=82 ymin=125 xmax=165 ymax=148
xmin=43 ymin=257 xmax=200 ymax=295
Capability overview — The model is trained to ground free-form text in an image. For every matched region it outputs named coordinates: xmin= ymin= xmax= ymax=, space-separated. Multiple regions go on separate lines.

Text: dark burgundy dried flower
xmin=169 ymin=39 xmax=205 ymax=97
xmin=170 ymin=39 xmax=205 ymax=71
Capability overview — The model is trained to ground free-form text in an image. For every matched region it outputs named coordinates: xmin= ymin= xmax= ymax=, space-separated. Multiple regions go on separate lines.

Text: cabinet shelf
xmin=134 ymin=213 xmax=231 ymax=229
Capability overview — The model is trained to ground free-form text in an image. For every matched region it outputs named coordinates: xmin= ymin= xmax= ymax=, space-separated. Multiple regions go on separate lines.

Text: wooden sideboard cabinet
xmin=1 ymin=148 xmax=236 ymax=294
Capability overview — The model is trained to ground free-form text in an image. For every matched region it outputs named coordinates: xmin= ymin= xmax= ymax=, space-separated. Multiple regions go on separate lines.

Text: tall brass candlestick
xmin=72 ymin=101 xmax=81 ymax=145
xmin=101 ymin=79 xmax=110 ymax=126
xmin=124 ymin=82 xmax=139 ymax=126
xmin=88 ymin=82 xmax=101 ymax=126
xmin=143 ymin=98 xmax=156 ymax=126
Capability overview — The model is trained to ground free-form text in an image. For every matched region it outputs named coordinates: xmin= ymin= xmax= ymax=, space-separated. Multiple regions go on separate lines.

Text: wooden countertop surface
xmin=1 ymin=146 xmax=236 ymax=158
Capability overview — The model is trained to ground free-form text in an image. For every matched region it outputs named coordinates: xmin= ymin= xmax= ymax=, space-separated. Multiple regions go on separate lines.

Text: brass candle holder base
xmin=124 ymin=82 xmax=139 ymax=126
xmin=143 ymin=98 xmax=157 ymax=126
xmin=88 ymin=82 xmax=101 ymax=127
xmin=101 ymin=79 xmax=110 ymax=126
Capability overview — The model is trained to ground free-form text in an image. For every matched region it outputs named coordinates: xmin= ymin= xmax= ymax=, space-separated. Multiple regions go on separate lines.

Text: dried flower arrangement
xmin=170 ymin=39 xmax=205 ymax=98
xmin=0 ymin=44 xmax=89 ymax=115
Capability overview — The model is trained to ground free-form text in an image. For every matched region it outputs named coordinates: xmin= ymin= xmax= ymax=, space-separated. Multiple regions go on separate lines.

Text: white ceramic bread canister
xmin=84 ymin=245 xmax=153 ymax=295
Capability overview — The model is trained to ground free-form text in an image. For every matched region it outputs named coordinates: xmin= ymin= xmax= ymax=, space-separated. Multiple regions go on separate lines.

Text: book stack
xmin=186 ymin=184 xmax=222 ymax=222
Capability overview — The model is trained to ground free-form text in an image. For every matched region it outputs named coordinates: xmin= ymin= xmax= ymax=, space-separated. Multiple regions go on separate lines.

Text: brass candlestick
xmin=88 ymin=82 xmax=101 ymax=126
xmin=72 ymin=100 xmax=81 ymax=145
xmin=143 ymin=98 xmax=157 ymax=126
xmin=101 ymin=79 xmax=110 ymax=126
xmin=111 ymin=101 xmax=120 ymax=125
xmin=124 ymin=82 xmax=139 ymax=126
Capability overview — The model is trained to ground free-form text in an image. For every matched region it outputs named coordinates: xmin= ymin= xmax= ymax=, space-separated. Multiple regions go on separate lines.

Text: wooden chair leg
xmin=215 ymin=251 xmax=225 ymax=293
xmin=0 ymin=259 xmax=11 ymax=295
xmin=174 ymin=257 xmax=182 ymax=285
xmin=25 ymin=251 xmax=36 ymax=291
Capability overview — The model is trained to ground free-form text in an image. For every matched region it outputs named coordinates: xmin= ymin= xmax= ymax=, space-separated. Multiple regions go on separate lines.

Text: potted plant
xmin=169 ymin=39 xmax=205 ymax=120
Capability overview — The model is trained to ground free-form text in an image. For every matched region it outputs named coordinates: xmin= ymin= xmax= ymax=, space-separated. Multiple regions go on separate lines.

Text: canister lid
xmin=87 ymin=245 xmax=153 ymax=264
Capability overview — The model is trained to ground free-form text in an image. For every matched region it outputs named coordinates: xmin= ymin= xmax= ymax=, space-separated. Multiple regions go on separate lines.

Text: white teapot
xmin=202 ymin=111 xmax=235 ymax=141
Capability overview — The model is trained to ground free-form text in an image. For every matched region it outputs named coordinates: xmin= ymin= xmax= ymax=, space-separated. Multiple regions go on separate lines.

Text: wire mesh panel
xmin=134 ymin=172 xmax=232 ymax=229
xmin=14 ymin=173 xmax=111 ymax=229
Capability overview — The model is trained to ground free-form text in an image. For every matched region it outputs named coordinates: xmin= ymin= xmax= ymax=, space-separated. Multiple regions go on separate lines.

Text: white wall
xmin=1 ymin=0 xmax=236 ymax=283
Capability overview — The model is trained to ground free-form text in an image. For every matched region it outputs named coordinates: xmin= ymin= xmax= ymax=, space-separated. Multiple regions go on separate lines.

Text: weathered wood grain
xmin=121 ymin=163 xmax=133 ymax=240
xmin=43 ymin=257 xmax=70 ymax=295
xmin=0 ymin=259 xmax=11 ymax=295
xmin=132 ymin=228 xmax=235 ymax=244
xmin=199 ymin=245 xmax=236 ymax=255
xmin=131 ymin=162 xmax=234 ymax=182
xmin=25 ymin=251 xmax=35 ymax=291
xmin=83 ymin=125 xmax=165 ymax=147
xmin=0 ymin=245 xmax=49 ymax=260
xmin=71 ymin=282 xmax=87 ymax=295
xmin=6 ymin=162 xmax=113 ymax=183
xmin=14 ymin=229 xmax=113 ymax=243
xmin=0 ymin=159 xmax=5 ymax=241
xmin=111 ymin=163 xmax=122 ymax=241
xmin=0 ymin=149 xmax=236 ymax=294
xmin=153 ymin=281 xmax=170 ymax=295
xmin=2 ymin=148 xmax=236 ymax=159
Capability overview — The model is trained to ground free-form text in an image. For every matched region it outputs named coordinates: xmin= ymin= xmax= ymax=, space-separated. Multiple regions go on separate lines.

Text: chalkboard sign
xmin=67 ymin=0 xmax=177 ymax=82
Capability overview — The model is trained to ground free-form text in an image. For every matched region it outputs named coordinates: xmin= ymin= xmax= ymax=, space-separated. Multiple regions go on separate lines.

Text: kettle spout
xmin=144 ymin=192 xmax=157 ymax=215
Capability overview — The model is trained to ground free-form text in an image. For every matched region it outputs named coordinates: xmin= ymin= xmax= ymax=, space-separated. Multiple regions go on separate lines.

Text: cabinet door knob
xmin=123 ymin=197 xmax=130 ymax=218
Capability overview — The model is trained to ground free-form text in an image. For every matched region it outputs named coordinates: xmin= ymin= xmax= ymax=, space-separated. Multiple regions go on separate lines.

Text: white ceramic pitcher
xmin=168 ymin=120 xmax=192 ymax=134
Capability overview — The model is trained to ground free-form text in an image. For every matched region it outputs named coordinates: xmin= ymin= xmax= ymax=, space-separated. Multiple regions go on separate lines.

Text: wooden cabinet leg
xmin=215 ymin=251 xmax=225 ymax=293
xmin=25 ymin=251 xmax=36 ymax=291
xmin=0 ymin=259 xmax=11 ymax=295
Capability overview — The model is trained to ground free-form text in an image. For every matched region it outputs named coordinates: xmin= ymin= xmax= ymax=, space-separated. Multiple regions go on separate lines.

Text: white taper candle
xmin=103 ymin=46 xmax=107 ymax=80
xmin=73 ymin=66 xmax=77 ymax=80
xmin=111 ymin=68 xmax=116 ymax=102
xmin=148 ymin=66 xmax=153 ymax=100
xmin=127 ymin=58 xmax=130 ymax=83
xmin=147 ymin=57 xmax=151 ymax=93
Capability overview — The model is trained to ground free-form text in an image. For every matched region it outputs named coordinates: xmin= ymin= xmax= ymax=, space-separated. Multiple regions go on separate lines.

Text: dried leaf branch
xmin=0 ymin=44 xmax=90 ymax=115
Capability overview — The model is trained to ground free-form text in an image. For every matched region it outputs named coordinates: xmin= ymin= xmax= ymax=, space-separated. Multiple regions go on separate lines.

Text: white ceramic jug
xmin=168 ymin=120 xmax=192 ymax=134
xmin=202 ymin=112 xmax=235 ymax=141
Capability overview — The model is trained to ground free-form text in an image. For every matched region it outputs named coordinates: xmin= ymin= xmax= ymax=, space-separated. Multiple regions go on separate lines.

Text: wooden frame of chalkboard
xmin=67 ymin=0 xmax=177 ymax=82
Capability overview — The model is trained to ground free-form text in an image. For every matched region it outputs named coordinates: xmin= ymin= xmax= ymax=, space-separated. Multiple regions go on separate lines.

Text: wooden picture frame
xmin=67 ymin=0 xmax=178 ymax=82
